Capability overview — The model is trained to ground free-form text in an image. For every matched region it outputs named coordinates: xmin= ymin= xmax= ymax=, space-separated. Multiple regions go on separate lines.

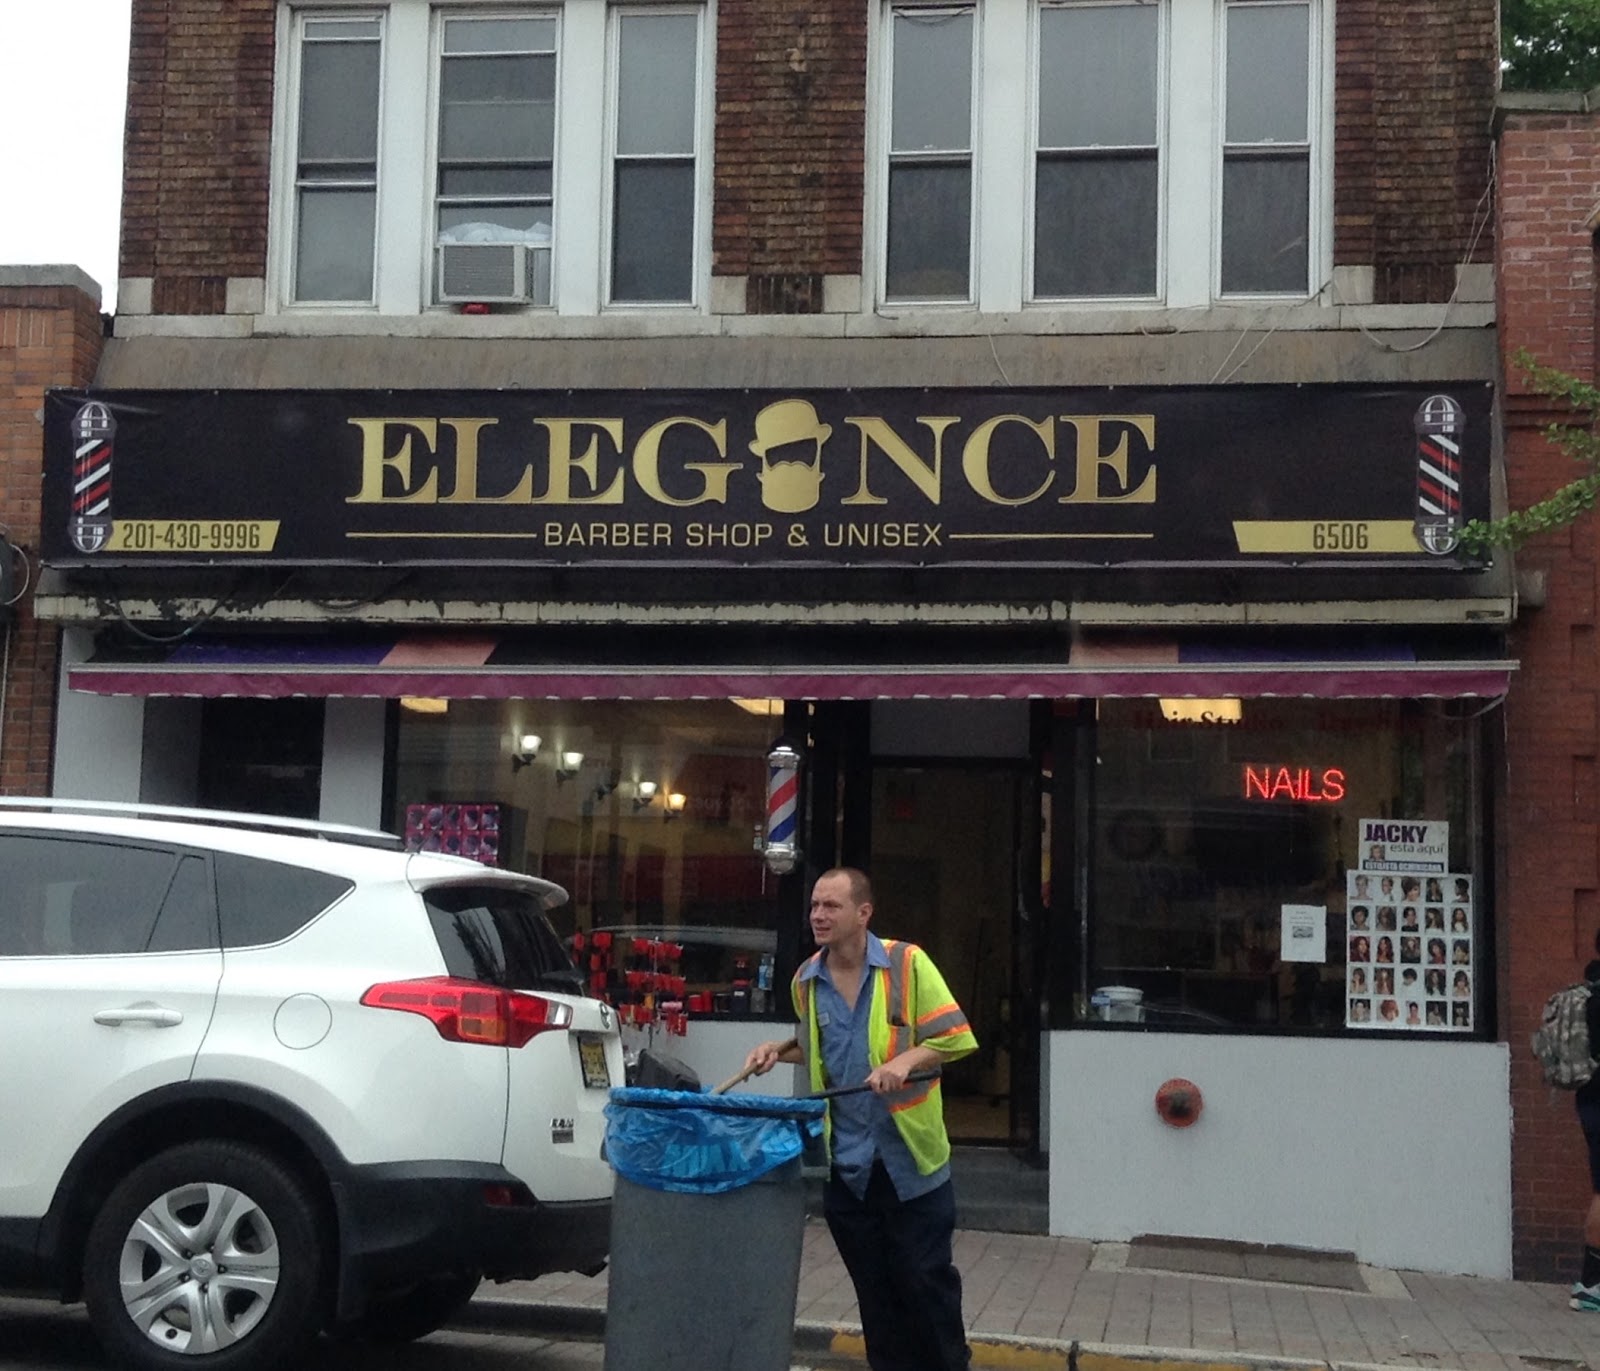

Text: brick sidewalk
xmin=471 ymin=1221 xmax=1600 ymax=1371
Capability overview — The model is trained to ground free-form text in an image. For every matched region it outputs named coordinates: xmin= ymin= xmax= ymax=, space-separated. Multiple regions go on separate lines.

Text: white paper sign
xmin=1281 ymin=904 xmax=1327 ymax=962
xmin=1358 ymin=819 xmax=1449 ymax=872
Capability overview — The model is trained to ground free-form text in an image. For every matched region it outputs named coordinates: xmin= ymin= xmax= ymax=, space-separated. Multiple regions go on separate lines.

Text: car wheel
xmin=83 ymin=1141 xmax=327 ymax=1371
xmin=334 ymin=1272 xmax=482 ymax=1343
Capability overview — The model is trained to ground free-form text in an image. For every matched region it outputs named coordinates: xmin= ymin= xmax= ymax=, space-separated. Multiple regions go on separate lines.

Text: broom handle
xmin=711 ymin=1036 xmax=800 ymax=1094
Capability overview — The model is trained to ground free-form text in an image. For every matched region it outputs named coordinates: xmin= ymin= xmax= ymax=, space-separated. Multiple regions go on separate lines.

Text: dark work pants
xmin=823 ymin=1162 xmax=970 ymax=1371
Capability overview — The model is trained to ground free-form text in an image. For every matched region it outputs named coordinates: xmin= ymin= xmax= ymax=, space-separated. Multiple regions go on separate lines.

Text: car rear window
xmin=214 ymin=851 xmax=354 ymax=948
xmin=424 ymin=885 xmax=580 ymax=991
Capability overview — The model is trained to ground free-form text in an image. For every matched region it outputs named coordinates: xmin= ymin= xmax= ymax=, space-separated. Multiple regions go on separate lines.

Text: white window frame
xmin=269 ymin=0 xmax=713 ymax=317
xmin=1025 ymin=0 xmax=1169 ymax=305
xmin=427 ymin=10 xmax=562 ymax=308
xmin=876 ymin=3 xmax=980 ymax=307
xmin=1212 ymin=0 xmax=1325 ymax=301
xmin=277 ymin=8 xmax=388 ymax=309
xmin=866 ymin=0 xmax=1332 ymax=314
xmin=601 ymin=4 xmax=713 ymax=310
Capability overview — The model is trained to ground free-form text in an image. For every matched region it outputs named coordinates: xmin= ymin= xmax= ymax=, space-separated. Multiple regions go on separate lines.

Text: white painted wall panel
xmin=1048 ymin=1031 xmax=1511 ymax=1276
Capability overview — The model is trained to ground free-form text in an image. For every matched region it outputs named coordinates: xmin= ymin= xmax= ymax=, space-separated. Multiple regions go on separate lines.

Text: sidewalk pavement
xmin=462 ymin=1221 xmax=1600 ymax=1371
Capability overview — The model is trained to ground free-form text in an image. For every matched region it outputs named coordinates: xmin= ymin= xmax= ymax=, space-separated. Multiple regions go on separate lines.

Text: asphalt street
xmin=0 ymin=1295 xmax=852 ymax=1371
xmin=0 ymin=1296 xmax=606 ymax=1371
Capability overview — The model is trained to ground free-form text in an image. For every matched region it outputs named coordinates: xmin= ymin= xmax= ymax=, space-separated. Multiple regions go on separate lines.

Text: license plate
xmin=578 ymin=1034 xmax=610 ymax=1089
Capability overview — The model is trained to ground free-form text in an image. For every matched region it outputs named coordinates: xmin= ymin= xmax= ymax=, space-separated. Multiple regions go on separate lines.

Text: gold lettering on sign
xmin=532 ymin=419 xmax=625 ymax=505
xmin=841 ymin=417 xmax=959 ymax=506
xmin=346 ymin=419 xmax=442 ymax=503
xmin=1057 ymin=415 xmax=1156 ymax=504
xmin=632 ymin=416 xmax=736 ymax=507
xmin=961 ymin=416 xmax=1054 ymax=506
xmin=437 ymin=418 xmax=511 ymax=503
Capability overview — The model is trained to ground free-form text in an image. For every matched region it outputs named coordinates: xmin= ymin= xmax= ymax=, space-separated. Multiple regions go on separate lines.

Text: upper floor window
xmin=885 ymin=8 xmax=974 ymax=302
xmin=874 ymin=0 xmax=1325 ymax=311
xmin=276 ymin=2 xmax=710 ymax=314
xmin=292 ymin=14 xmax=382 ymax=303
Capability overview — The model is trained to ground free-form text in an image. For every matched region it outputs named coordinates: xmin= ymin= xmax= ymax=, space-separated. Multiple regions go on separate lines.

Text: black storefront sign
xmin=41 ymin=384 xmax=1492 ymax=570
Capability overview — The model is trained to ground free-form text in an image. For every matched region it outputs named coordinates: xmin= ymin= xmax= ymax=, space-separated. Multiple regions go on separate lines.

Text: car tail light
xmin=360 ymin=976 xmax=573 ymax=1047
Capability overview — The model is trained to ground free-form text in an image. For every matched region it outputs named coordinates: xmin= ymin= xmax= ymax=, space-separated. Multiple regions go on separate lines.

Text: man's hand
xmin=866 ymin=1045 xmax=942 ymax=1094
xmin=743 ymin=1038 xmax=798 ymax=1076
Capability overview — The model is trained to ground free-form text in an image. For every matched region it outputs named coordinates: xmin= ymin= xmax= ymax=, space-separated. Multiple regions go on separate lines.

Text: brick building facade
xmin=1496 ymin=92 xmax=1600 ymax=1281
xmin=37 ymin=0 xmax=1526 ymax=1277
xmin=0 ymin=268 xmax=104 ymax=797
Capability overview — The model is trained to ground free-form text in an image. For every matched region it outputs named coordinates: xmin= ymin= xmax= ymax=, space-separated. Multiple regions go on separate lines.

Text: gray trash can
xmin=601 ymin=1086 xmax=826 ymax=1371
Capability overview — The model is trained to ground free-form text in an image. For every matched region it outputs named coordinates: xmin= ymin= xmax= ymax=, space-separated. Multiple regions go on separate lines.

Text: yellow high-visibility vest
xmin=793 ymin=938 xmax=978 ymax=1175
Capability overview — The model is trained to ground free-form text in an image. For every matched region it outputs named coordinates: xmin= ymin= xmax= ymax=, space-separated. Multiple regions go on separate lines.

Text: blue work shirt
xmin=800 ymin=931 xmax=949 ymax=1202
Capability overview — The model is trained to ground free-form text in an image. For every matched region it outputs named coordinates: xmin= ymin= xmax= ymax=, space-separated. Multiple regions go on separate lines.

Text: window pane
xmin=214 ymin=853 xmax=352 ymax=948
xmin=146 ymin=856 xmax=217 ymax=954
xmin=1034 ymin=154 xmax=1158 ymax=297
xmin=299 ymin=38 xmax=380 ymax=163
xmin=439 ymin=205 xmax=552 ymax=239
xmin=441 ymin=55 xmax=556 ymax=161
xmin=1087 ymin=698 xmax=1485 ymax=1033
xmin=886 ymin=163 xmax=970 ymax=299
xmin=1038 ymin=3 xmax=1158 ymax=148
xmin=393 ymin=701 xmax=787 ymax=1014
xmin=0 ymin=836 xmax=176 ymax=956
xmin=442 ymin=98 xmax=555 ymax=163
xmin=617 ymin=13 xmax=697 ymax=156
xmin=425 ymin=886 xmax=579 ymax=991
xmin=443 ymin=17 xmax=556 ymax=55
xmin=1220 ymin=153 xmax=1308 ymax=293
xmin=439 ymin=166 xmax=552 ymax=199
xmin=1226 ymin=2 xmax=1309 ymax=143
xmin=296 ymin=188 xmax=376 ymax=300
xmin=892 ymin=9 xmax=972 ymax=152
xmin=613 ymin=161 xmax=694 ymax=301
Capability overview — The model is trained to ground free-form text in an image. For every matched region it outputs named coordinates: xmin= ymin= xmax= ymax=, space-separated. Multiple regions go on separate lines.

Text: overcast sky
xmin=0 ymin=3 xmax=133 ymax=311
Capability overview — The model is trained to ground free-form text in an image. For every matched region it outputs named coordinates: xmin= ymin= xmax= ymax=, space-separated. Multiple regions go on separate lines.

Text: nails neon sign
xmin=1241 ymin=764 xmax=1346 ymax=802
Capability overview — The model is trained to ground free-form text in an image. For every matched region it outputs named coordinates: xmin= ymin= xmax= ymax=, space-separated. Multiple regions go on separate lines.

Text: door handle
xmin=94 ymin=1006 xmax=184 ymax=1028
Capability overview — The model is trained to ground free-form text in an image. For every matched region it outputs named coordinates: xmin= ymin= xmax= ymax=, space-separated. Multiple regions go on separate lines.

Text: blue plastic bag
xmin=604 ymin=1087 xmax=826 ymax=1194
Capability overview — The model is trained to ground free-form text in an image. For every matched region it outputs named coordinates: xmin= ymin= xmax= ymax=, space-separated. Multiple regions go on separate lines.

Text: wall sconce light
xmin=555 ymin=749 xmax=585 ymax=783
xmin=511 ymin=733 xmax=542 ymax=772
xmin=632 ymin=780 xmax=659 ymax=811
xmin=665 ymin=791 xmax=687 ymax=821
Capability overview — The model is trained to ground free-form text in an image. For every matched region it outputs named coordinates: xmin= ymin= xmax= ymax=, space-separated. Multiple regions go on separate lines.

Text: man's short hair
xmin=820 ymin=866 xmax=874 ymax=907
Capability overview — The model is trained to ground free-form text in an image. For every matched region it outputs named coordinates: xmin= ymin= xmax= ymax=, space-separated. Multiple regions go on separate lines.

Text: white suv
xmin=0 ymin=798 xmax=622 ymax=1371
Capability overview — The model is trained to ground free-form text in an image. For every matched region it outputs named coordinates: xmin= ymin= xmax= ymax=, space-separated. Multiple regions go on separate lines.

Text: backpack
xmin=1531 ymin=982 xmax=1598 ymax=1089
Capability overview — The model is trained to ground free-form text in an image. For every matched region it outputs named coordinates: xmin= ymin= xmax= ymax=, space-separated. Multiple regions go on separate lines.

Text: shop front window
xmin=394 ymin=698 xmax=786 ymax=1020
xmin=1085 ymin=697 xmax=1486 ymax=1033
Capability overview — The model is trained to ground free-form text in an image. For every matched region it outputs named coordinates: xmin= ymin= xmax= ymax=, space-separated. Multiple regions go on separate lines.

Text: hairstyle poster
xmin=1346 ymin=869 xmax=1472 ymax=1031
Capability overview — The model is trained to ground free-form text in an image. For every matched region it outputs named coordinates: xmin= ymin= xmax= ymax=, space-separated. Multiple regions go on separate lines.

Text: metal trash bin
xmin=601 ymin=1086 xmax=827 ymax=1371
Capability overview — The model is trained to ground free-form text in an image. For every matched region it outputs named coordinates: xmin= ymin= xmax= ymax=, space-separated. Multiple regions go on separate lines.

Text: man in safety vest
xmin=744 ymin=866 xmax=978 ymax=1371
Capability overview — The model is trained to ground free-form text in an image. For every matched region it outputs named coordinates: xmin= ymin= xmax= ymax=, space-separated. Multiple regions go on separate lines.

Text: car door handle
xmin=94 ymin=1006 xmax=184 ymax=1027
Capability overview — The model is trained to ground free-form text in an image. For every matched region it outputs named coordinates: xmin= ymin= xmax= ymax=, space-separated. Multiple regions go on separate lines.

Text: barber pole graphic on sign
xmin=763 ymin=742 xmax=802 ymax=875
xmin=69 ymin=401 xmax=115 ymax=554
xmin=1413 ymin=395 xmax=1464 ymax=556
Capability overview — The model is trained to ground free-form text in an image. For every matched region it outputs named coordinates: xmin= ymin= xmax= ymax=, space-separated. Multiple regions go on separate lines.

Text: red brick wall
xmin=122 ymin=0 xmax=276 ymax=310
xmin=0 ymin=279 xmax=105 ymax=794
xmin=1496 ymin=106 xmax=1600 ymax=1280
xmin=712 ymin=0 xmax=866 ymax=282
xmin=1334 ymin=0 xmax=1497 ymax=300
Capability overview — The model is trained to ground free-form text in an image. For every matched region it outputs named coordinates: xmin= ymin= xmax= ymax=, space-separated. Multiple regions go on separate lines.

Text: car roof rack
xmin=0 ymin=797 xmax=404 ymax=850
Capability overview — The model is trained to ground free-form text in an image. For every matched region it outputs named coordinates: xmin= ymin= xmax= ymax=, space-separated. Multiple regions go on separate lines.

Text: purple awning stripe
xmin=66 ymin=660 xmax=1516 ymax=701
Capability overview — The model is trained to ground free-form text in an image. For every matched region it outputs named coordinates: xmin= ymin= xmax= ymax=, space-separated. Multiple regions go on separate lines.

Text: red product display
xmin=403 ymin=802 xmax=504 ymax=865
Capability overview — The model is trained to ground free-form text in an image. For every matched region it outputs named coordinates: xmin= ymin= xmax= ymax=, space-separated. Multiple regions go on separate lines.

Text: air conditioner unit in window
xmin=437 ymin=242 xmax=551 ymax=305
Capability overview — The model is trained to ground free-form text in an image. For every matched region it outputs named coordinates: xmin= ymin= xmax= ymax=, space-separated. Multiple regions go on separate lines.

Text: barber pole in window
xmin=763 ymin=741 xmax=802 ymax=875
xmin=69 ymin=401 xmax=114 ymax=554
xmin=1413 ymin=394 xmax=1464 ymax=556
